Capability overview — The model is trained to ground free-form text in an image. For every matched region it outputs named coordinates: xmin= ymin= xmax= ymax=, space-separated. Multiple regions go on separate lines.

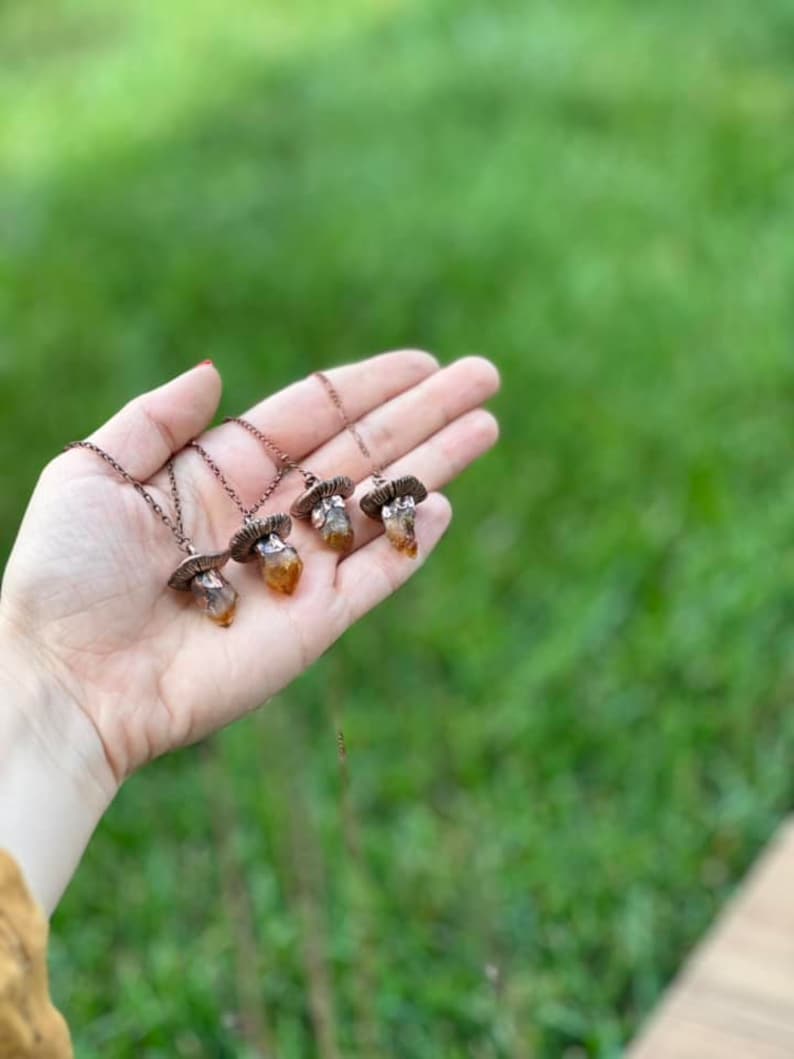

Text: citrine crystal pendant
xmin=290 ymin=475 xmax=356 ymax=552
xmin=168 ymin=551 xmax=238 ymax=626
xmin=230 ymin=514 xmax=303 ymax=595
xmin=360 ymin=475 xmax=428 ymax=558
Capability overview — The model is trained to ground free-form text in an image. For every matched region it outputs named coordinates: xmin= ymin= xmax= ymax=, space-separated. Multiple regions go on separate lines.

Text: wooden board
xmin=628 ymin=818 xmax=794 ymax=1058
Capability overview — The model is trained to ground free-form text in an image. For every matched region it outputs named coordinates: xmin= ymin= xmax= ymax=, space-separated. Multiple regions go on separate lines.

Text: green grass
xmin=3 ymin=0 xmax=794 ymax=1054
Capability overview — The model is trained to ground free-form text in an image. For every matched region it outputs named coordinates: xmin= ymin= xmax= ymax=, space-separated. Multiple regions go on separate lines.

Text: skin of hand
xmin=0 ymin=350 xmax=499 ymax=912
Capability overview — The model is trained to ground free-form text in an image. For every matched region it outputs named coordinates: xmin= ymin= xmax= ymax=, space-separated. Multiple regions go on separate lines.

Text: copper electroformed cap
xmin=290 ymin=475 xmax=355 ymax=519
xmin=168 ymin=550 xmax=232 ymax=591
xmin=230 ymin=514 xmax=292 ymax=562
xmin=359 ymin=475 xmax=428 ymax=520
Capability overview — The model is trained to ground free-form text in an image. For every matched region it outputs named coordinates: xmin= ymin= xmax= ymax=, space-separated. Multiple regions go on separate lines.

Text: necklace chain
xmin=189 ymin=440 xmax=285 ymax=521
xmin=66 ymin=371 xmax=385 ymax=550
xmin=314 ymin=371 xmax=386 ymax=484
xmin=64 ymin=440 xmax=195 ymax=553
xmin=225 ymin=416 xmax=318 ymax=487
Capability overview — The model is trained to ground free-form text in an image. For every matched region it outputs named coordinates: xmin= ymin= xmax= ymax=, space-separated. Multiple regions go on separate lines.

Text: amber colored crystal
xmin=311 ymin=495 xmax=354 ymax=552
xmin=254 ymin=534 xmax=303 ymax=595
xmin=189 ymin=569 xmax=238 ymax=626
xmin=381 ymin=495 xmax=418 ymax=558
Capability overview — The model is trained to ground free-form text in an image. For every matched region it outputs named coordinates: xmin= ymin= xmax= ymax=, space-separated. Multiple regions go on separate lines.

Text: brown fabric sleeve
xmin=0 ymin=850 xmax=73 ymax=1059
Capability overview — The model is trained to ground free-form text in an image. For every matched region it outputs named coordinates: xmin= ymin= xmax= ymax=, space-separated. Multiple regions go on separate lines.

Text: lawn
xmin=3 ymin=0 xmax=794 ymax=1055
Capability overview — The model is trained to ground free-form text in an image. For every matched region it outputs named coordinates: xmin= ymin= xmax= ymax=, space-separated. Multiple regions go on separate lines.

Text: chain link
xmin=166 ymin=459 xmax=186 ymax=544
xmin=189 ymin=440 xmax=286 ymax=521
xmin=314 ymin=371 xmax=386 ymax=483
xmin=64 ymin=440 xmax=195 ymax=553
xmin=225 ymin=416 xmax=318 ymax=487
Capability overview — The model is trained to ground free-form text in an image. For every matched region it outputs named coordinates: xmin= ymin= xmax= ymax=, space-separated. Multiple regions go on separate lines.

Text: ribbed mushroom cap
xmin=230 ymin=514 xmax=292 ymax=562
xmin=168 ymin=550 xmax=231 ymax=591
xmin=290 ymin=475 xmax=355 ymax=518
xmin=359 ymin=475 xmax=428 ymax=520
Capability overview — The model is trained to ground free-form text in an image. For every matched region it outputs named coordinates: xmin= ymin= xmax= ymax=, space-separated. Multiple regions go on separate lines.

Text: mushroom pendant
xmin=360 ymin=475 xmax=428 ymax=558
xmin=290 ymin=475 xmax=356 ymax=552
xmin=230 ymin=514 xmax=303 ymax=595
xmin=168 ymin=550 xmax=238 ymax=627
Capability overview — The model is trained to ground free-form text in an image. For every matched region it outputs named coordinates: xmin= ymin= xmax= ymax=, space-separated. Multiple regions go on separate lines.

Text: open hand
xmin=1 ymin=351 xmax=499 ymax=789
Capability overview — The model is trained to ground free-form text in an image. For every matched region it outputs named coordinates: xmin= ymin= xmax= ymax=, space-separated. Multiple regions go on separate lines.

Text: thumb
xmin=83 ymin=361 xmax=222 ymax=479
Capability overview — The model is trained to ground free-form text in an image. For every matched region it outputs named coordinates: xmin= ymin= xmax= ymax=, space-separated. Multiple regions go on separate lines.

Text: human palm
xmin=1 ymin=351 xmax=499 ymax=783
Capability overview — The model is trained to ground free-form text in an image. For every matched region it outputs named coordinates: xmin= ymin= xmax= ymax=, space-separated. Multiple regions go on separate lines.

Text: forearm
xmin=0 ymin=626 xmax=117 ymax=914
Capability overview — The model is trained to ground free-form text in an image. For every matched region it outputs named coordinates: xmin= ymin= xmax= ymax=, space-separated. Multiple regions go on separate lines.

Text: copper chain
xmin=314 ymin=371 xmax=386 ymax=484
xmin=64 ymin=440 xmax=195 ymax=553
xmin=67 ymin=371 xmax=380 ymax=548
xmin=189 ymin=440 xmax=285 ymax=521
xmin=225 ymin=416 xmax=318 ymax=487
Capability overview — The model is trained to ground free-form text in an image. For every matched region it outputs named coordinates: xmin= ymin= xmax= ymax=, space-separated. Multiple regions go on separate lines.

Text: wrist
xmin=0 ymin=617 xmax=118 ymax=913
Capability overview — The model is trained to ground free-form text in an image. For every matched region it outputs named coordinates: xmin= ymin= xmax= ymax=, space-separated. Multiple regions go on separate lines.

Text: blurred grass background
xmin=3 ymin=0 xmax=794 ymax=1055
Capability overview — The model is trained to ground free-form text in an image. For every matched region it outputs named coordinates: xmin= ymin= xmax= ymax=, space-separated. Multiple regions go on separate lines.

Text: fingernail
xmin=198 ymin=359 xmax=214 ymax=367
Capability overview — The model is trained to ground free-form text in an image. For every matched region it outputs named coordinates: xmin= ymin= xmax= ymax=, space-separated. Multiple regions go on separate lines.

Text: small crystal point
xmin=311 ymin=495 xmax=354 ymax=552
xmin=189 ymin=569 xmax=238 ymax=626
xmin=254 ymin=534 xmax=303 ymax=595
xmin=382 ymin=495 xmax=418 ymax=558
